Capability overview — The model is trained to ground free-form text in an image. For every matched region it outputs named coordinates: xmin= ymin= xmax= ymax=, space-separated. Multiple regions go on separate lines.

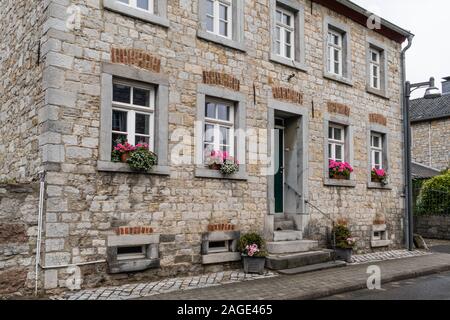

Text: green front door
xmin=274 ymin=128 xmax=284 ymax=213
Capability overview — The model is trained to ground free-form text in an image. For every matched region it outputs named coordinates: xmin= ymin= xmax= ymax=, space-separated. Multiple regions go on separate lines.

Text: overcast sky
xmin=352 ymin=0 xmax=450 ymax=98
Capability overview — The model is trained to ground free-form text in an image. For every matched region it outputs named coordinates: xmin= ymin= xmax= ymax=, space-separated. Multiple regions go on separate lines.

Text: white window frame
xmin=275 ymin=7 xmax=295 ymax=60
xmin=117 ymin=0 xmax=154 ymax=14
xmin=369 ymin=48 xmax=381 ymax=90
xmin=328 ymin=124 xmax=345 ymax=162
xmin=327 ymin=29 xmax=343 ymax=77
xmin=206 ymin=0 xmax=233 ymax=39
xmin=112 ymin=79 xmax=155 ymax=152
xmin=370 ymin=132 xmax=383 ymax=169
xmin=203 ymin=98 xmax=235 ymax=163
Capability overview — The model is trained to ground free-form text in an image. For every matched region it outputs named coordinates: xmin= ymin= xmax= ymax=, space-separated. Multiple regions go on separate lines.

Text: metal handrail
xmin=284 ymin=182 xmax=302 ymax=198
xmin=304 ymin=200 xmax=336 ymax=262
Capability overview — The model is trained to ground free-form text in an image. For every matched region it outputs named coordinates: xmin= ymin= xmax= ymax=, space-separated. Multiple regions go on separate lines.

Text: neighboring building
xmin=411 ymin=162 xmax=441 ymax=180
xmin=411 ymin=77 xmax=450 ymax=171
xmin=0 ymin=0 xmax=412 ymax=294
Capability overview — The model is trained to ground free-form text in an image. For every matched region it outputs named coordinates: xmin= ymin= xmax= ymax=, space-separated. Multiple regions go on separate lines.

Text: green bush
xmin=238 ymin=232 xmax=267 ymax=257
xmin=332 ymin=224 xmax=356 ymax=249
xmin=416 ymin=171 xmax=450 ymax=215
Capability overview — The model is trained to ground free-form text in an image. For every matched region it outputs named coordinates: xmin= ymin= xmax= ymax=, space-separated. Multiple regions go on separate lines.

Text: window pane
xmin=374 ymin=151 xmax=381 ymax=165
xmin=335 ymin=145 xmax=343 ymax=161
xmin=221 ymin=145 xmax=230 ymax=154
xmin=334 ymin=34 xmax=340 ymax=46
xmin=112 ymin=133 xmax=127 ymax=147
xmin=285 ymin=45 xmax=291 ymax=58
xmin=204 ymin=124 xmax=214 ymax=143
xmin=328 ymin=143 xmax=332 ymax=160
xmin=372 ymin=135 xmax=380 ymax=148
xmin=217 ymin=104 xmax=230 ymax=121
xmin=220 ymin=126 xmax=229 ymax=145
xmin=135 ymin=113 xmax=150 ymax=135
xmin=204 ymin=144 xmax=214 ymax=161
xmin=112 ymin=110 xmax=127 ymax=132
xmin=334 ymin=127 xmax=342 ymax=141
xmin=137 ymin=0 xmax=149 ymax=10
xmin=283 ymin=13 xmax=290 ymax=26
xmin=275 ymin=27 xmax=281 ymax=41
xmin=219 ymin=4 xmax=228 ymax=20
xmin=334 ymin=49 xmax=339 ymax=62
xmin=133 ymin=88 xmax=150 ymax=107
xmin=205 ymin=102 xmax=216 ymax=118
xmin=275 ymin=41 xmax=281 ymax=55
xmin=219 ymin=21 xmax=228 ymax=37
xmin=328 ymin=126 xmax=333 ymax=139
xmin=276 ymin=11 xmax=282 ymax=22
xmin=206 ymin=0 xmax=214 ymax=15
xmin=113 ymin=84 xmax=131 ymax=104
xmin=135 ymin=136 xmax=150 ymax=146
xmin=371 ymin=51 xmax=378 ymax=62
xmin=285 ymin=30 xmax=291 ymax=44
xmin=206 ymin=16 xmax=214 ymax=32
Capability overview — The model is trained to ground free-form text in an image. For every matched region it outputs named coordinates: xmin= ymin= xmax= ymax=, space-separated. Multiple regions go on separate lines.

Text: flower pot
xmin=209 ymin=163 xmax=222 ymax=171
xmin=120 ymin=153 xmax=130 ymax=163
xmin=242 ymin=256 xmax=266 ymax=274
xmin=330 ymin=174 xmax=349 ymax=180
xmin=335 ymin=248 xmax=353 ymax=263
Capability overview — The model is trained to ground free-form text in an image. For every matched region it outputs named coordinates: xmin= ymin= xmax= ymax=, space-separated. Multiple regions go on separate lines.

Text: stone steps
xmin=266 ymin=240 xmax=318 ymax=254
xmin=273 ymin=230 xmax=303 ymax=242
xmin=266 ymin=250 xmax=333 ymax=270
xmin=277 ymin=260 xmax=347 ymax=275
xmin=274 ymin=220 xmax=295 ymax=231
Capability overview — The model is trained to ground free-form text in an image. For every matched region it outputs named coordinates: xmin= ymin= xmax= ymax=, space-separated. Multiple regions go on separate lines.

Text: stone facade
xmin=0 ymin=0 xmax=410 ymax=294
xmin=412 ymin=118 xmax=450 ymax=171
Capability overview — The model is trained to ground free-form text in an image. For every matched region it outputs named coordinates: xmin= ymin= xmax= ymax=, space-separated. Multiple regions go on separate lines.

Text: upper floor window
xmin=104 ymin=0 xmax=169 ymax=27
xmin=203 ymin=99 xmax=235 ymax=162
xmin=328 ymin=124 xmax=345 ymax=162
xmin=327 ymin=30 xmax=343 ymax=77
xmin=117 ymin=0 xmax=153 ymax=13
xmin=275 ymin=8 xmax=294 ymax=59
xmin=206 ymin=0 xmax=232 ymax=39
xmin=112 ymin=80 xmax=155 ymax=151
xmin=370 ymin=132 xmax=383 ymax=169
xmin=369 ymin=48 xmax=381 ymax=90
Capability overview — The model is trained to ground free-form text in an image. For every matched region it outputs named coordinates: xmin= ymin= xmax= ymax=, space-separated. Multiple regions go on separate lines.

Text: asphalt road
xmin=323 ymin=241 xmax=450 ymax=300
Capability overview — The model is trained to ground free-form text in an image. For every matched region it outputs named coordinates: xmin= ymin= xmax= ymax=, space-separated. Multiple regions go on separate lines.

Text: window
xmin=117 ymin=0 xmax=153 ymax=13
xmin=369 ymin=49 xmax=381 ymax=90
xmin=104 ymin=0 xmax=169 ymax=27
xmin=117 ymin=245 xmax=146 ymax=261
xmin=206 ymin=0 xmax=232 ymax=39
xmin=208 ymin=241 xmax=230 ymax=253
xmin=328 ymin=124 xmax=345 ymax=162
xmin=112 ymin=80 xmax=155 ymax=151
xmin=275 ymin=8 xmax=295 ymax=59
xmin=327 ymin=30 xmax=343 ymax=76
xmin=203 ymin=99 xmax=235 ymax=162
xmin=370 ymin=132 xmax=383 ymax=169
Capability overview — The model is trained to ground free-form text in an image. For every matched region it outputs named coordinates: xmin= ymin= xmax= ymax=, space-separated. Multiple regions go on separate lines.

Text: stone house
xmin=411 ymin=77 xmax=450 ymax=172
xmin=0 ymin=0 xmax=412 ymax=294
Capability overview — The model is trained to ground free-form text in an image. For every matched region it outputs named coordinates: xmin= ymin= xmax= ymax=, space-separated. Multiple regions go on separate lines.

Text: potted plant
xmin=329 ymin=160 xmax=353 ymax=180
xmin=238 ymin=232 xmax=267 ymax=274
xmin=112 ymin=141 xmax=137 ymax=163
xmin=112 ymin=142 xmax=158 ymax=172
xmin=332 ymin=221 xmax=356 ymax=263
xmin=371 ymin=168 xmax=388 ymax=185
xmin=206 ymin=150 xmax=239 ymax=175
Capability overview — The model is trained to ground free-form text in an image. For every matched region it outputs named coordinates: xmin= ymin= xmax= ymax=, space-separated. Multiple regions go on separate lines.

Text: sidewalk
xmin=140 ymin=253 xmax=450 ymax=300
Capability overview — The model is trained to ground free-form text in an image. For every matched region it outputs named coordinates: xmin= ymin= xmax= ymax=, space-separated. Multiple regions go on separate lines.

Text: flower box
xmin=329 ymin=160 xmax=353 ymax=180
xmin=242 ymin=256 xmax=266 ymax=274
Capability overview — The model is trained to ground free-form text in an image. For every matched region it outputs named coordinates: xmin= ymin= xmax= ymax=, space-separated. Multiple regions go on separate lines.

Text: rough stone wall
xmin=414 ymin=215 xmax=450 ymax=240
xmin=0 ymin=0 xmax=45 ymax=182
xmin=412 ymin=118 xmax=450 ymax=171
xmin=2 ymin=0 xmax=407 ymax=292
xmin=0 ymin=184 xmax=40 ymax=296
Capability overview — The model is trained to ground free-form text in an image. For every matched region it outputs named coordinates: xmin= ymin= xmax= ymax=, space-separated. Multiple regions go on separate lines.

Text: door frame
xmin=274 ymin=119 xmax=285 ymax=215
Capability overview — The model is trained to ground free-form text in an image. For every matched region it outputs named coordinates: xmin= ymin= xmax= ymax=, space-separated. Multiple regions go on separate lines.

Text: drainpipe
xmin=35 ymin=171 xmax=46 ymax=296
xmin=401 ymin=35 xmax=414 ymax=251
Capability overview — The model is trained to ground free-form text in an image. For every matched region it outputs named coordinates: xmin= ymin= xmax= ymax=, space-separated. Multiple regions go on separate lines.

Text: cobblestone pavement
xmin=350 ymin=249 xmax=431 ymax=264
xmin=51 ymin=271 xmax=277 ymax=300
xmin=141 ymin=253 xmax=450 ymax=300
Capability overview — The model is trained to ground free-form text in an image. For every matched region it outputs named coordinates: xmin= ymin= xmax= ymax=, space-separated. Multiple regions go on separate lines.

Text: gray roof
xmin=410 ymin=94 xmax=450 ymax=123
xmin=412 ymin=162 xmax=441 ymax=179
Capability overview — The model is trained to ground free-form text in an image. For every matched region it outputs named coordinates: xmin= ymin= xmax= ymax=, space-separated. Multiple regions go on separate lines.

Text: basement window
xmin=117 ymin=245 xmax=146 ymax=261
xmin=208 ymin=240 xmax=230 ymax=253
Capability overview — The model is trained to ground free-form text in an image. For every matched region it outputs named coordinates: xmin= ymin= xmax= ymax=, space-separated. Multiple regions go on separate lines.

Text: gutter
xmin=401 ymin=35 xmax=414 ymax=251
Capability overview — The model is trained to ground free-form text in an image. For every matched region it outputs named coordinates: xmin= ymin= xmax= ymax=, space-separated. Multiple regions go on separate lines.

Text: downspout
xmin=35 ymin=171 xmax=46 ymax=296
xmin=401 ymin=35 xmax=414 ymax=250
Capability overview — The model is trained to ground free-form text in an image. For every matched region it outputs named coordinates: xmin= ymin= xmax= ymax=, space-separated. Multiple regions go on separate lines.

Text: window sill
xmin=324 ymin=178 xmax=356 ymax=188
xmin=324 ymin=73 xmax=353 ymax=86
xmin=97 ymin=161 xmax=170 ymax=176
xmin=366 ymin=86 xmax=389 ymax=100
xmin=367 ymin=182 xmax=392 ymax=190
xmin=195 ymin=167 xmax=248 ymax=181
xmin=197 ymin=30 xmax=246 ymax=52
xmin=104 ymin=0 xmax=170 ymax=28
xmin=269 ymin=53 xmax=308 ymax=73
